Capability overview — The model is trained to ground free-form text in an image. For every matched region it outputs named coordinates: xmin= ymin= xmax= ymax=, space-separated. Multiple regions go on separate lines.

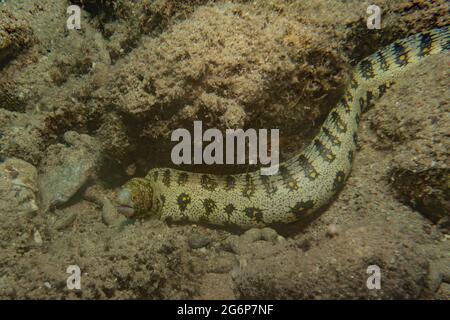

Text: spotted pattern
xmin=298 ymin=154 xmax=319 ymax=181
xmin=279 ymin=165 xmax=292 ymax=180
xmin=349 ymin=74 xmax=359 ymax=89
xmin=332 ymin=171 xmax=346 ymax=191
xmin=260 ymin=175 xmax=278 ymax=195
xmin=244 ymin=207 xmax=264 ymax=223
xmin=378 ymin=84 xmax=387 ymax=97
xmin=162 ymin=169 xmax=171 ymax=187
xmin=242 ymin=174 xmax=255 ymax=198
xmin=177 ymin=172 xmax=189 ymax=186
xmin=224 ymin=203 xmax=236 ymax=216
xmin=330 ymin=111 xmax=347 ymax=133
xmin=322 ymin=127 xmax=341 ymax=146
xmin=359 ymin=59 xmax=375 ymax=79
xmin=117 ymin=27 xmax=449 ymax=229
xmin=377 ymin=51 xmax=390 ymax=71
xmin=177 ymin=193 xmax=191 ymax=212
xmin=285 ymin=177 xmax=299 ymax=192
xmin=201 ymin=175 xmax=218 ymax=191
xmin=203 ymin=198 xmax=217 ymax=215
xmin=341 ymin=98 xmax=352 ymax=113
xmin=314 ymin=139 xmax=336 ymax=163
xmin=291 ymin=200 xmax=315 ymax=217
xmin=345 ymin=91 xmax=354 ymax=102
xmin=418 ymin=32 xmax=433 ymax=57
xmin=225 ymin=176 xmax=236 ymax=190
xmin=392 ymin=42 xmax=409 ymax=67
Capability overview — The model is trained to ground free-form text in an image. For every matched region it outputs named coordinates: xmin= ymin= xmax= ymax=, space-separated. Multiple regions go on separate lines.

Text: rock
xmin=38 ymin=131 xmax=100 ymax=212
xmin=261 ymin=227 xmax=285 ymax=243
xmin=390 ymin=168 xmax=449 ymax=227
xmin=54 ymin=211 xmax=77 ymax=231
xmin=33 ymin=230 xmax=43 ymax=245
xmin=326 ymin=224 xmax=340 ymax=238
xmin=0 ymin=158 xmax=39 ymax=216
xmin=0 ymin=7 xmax=34 ymax=63
xmin=426 ymin=257 xmax=450 ymax=293
xmin=206 ymin=254 xmax=236 ymax=274
xmin=188 ymin=233 xmax=211 ymax=249
xmin=220 ymin=228 xmax=286 ymax=256
xmin=104 ymin=3 xmax=348 ymax=167
xmin=435 ymin=283 xmax=450 ymax=300
xmin=82 ymin=184 xmax=106 ymax=205
xmin=233 ymin=221 xmax=428 ymax=299
xmin=222 ymin=228 xmax=285 ymax=255
xmin=102 ymin=197 xmax=125 ymax=227
xmin=239 ymin=228 xmax=262 ymax=244
xmin=83 ymin=185 xmax=126 ymax=227
xmin=240 ymin=227 xmax=285 ymax=244
xmin=222 ymin=235 xmax=240 ymax=254
xmin=0 ymin=110 xmax=50 ymax=164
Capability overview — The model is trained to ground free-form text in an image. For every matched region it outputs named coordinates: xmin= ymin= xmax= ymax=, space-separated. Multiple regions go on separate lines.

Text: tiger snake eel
xmin=115 ymin=27 xmax=449 ymax=230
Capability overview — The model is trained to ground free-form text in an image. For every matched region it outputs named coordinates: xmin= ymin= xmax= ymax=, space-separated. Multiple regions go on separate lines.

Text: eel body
xmin=116 ymin=27 xmax=449 ymax=229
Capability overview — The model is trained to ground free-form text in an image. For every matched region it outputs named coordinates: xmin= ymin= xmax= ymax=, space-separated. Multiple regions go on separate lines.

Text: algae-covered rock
xmin=368 ymin=51 xmax=450 ymax=229
xmin=0 ymin=158 xmax=39 ymax=216
xmin=233 ymin=221 xmax=428 ymax=299
xmin=38 ymin=131 xmax=101 ymax=212
xmin=188 ymin=233 xmax=211 ymax=249
xmin=108 ymin=3 xmax=347 ymax=150
xmin=1 ymin=0 xmax=449 ymax=300
xmin=0 ymin=7 xmax=33 ymax=63
xmin=0 ymin=109 xmax=48 ymax=165
xmin=391 ymin=168 xmax=449 ymax=228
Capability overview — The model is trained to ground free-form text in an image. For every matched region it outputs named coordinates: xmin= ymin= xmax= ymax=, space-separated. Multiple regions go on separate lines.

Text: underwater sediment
xmin=0 ymin=0 xmax=449 ymax=299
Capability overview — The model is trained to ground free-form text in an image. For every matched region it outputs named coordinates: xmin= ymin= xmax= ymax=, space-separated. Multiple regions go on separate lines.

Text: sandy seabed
xmin=0 ymin=0 xmax=449 ymax=299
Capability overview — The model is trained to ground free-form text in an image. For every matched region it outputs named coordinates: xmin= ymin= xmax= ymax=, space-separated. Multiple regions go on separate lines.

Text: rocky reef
xmin=0 ymin=0 xmax=449 ymax=299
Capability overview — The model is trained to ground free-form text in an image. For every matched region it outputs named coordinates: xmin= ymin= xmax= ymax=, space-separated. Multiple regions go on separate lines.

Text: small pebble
xmin=326 ymin=224 xmax=339 ymax=238
xmin=33 ymin=230 xmax=43 ymax=244
xmin=222 ymin=235 xmax=240 ymax=254
xmin=276 ymin=235 xmax=286 ymax=244
xmin=188 ymin=233 xmax=211 ymax=249
xmin=260 ymin=227 xmax=279 ymax=242
xmin=240 ymin=228 xmax=262 ymax=243
xmin=102 ymin=197 xmax=125 ymax=226
xmin=125 ymin=164 xmax=136 ymax=176
xmin=54 ymin=211 xmax=77 ymax=231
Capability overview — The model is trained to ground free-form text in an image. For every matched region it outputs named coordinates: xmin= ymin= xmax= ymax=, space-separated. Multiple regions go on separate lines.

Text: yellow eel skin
xmin=115 ymin=27 xmax=449 ymax=229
